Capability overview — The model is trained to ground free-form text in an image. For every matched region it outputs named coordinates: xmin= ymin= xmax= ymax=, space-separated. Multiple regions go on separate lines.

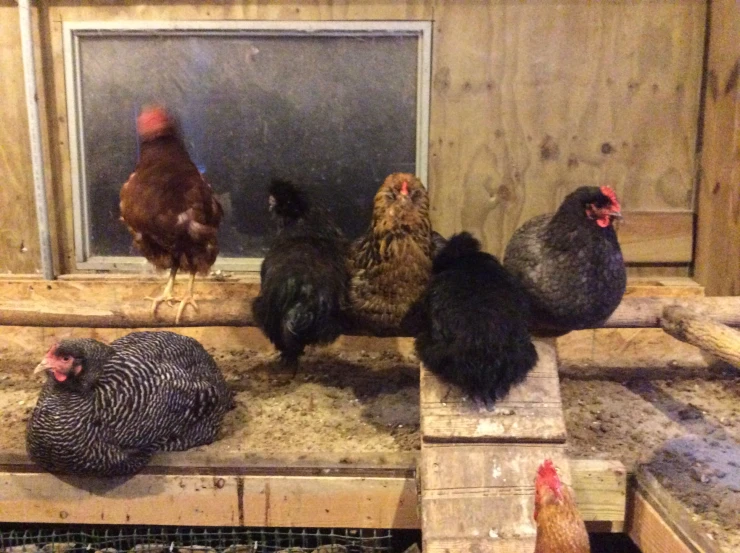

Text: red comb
xmin=136 ymin=107 xmax=169 ymax=136
xmin=600 ymin=186 xmax=621 ymax=211
xmin=400 ymin=180 xmax=409 ymax=196
xmin=535 ymin=459 xmax=561 ymax=490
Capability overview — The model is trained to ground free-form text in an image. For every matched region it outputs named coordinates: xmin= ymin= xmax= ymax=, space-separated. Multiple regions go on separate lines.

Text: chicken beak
xmin=610 ymin=211 xmax=623 ymax=220
xmin=34 ymin=360 xmax=50 ymax=375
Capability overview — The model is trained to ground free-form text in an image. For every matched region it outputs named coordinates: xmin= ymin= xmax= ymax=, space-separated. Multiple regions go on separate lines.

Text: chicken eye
xmin=61 ymin=356 xmax=71 ymax=362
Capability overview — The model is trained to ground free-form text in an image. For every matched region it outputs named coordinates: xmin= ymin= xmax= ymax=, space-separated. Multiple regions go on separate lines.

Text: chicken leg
xmin=146 ymin=266 xmax=180 ymax=317
xmin=175 ymin=271 xmax=199 ymax=324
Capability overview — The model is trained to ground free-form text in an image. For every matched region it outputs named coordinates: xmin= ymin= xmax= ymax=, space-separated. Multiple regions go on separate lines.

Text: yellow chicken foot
xmin=145 ymin=266 xmax=179 ymax=317
xmin=175 ymin=272 xmax=199 ymax=324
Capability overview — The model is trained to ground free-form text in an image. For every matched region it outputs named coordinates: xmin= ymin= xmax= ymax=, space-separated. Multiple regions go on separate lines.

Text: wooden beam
xmin=570 ymin=459 xmax=627 ymax=533
xmin=0 ymin=472 xmax=418 ymax=529
xmin=0 ymin=279 xmax=735 ymax=330
xmin=661 ymin=306 xmax=740 ymax=368
xmin=0 ymin=453 xmax=626 ymax=531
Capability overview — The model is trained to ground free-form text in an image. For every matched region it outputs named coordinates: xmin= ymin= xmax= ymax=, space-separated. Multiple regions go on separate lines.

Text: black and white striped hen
xmin=26 ymin=331 xmax=234 ymax=477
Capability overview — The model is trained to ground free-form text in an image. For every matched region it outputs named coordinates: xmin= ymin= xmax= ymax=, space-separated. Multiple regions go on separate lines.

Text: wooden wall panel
xmin=0 ymin=5 xmax=41 ymax=274
xmin=428 ymin=1 xmax=705 ymax=257
xmin=0 ymin=1 xmax=707 ymax=275
xmin=694 ymin=0 xmax=740 ymax=295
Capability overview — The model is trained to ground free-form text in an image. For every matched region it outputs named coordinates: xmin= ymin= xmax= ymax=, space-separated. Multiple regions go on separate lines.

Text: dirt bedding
xmin=1 ymin=346 xmax=739 ymax=551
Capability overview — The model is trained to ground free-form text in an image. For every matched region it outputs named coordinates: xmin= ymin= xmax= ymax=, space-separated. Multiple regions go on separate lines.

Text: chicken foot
xmin=146 ymin=266 xmax=180 ymax=317
xmin=175 ymin=272 xmax=199 ymax=324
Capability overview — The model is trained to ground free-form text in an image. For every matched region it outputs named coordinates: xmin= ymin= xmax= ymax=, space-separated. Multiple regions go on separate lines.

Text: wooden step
xmin=420 ymin=338 xmax=567 ymax=553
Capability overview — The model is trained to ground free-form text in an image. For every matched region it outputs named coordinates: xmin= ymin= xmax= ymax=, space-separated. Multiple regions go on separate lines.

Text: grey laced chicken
xmin=26 ymin=331 xmax=233 ymax=477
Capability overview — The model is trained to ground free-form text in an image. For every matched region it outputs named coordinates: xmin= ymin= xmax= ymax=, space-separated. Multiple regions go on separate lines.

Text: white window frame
xmin=63 ymin=20 xmax=433 ymax=273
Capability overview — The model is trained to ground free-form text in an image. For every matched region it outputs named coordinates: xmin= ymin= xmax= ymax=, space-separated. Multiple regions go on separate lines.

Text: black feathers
xmin=26 ymin=331 xmax=233 ymax=477
xmin=412 ymin=232 xmax=538 ymax=408
xmin=503 ymin=186 xmax=626 ymax=335
xmin=252 ymin=179 xmax=350 ymax=366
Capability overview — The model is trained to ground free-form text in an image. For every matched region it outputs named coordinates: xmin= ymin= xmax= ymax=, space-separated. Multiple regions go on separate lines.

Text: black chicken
xmin=411 ymin=232 xmax=538 ymax=409
xmin=252 ymin=179 xmax=350 ymax=369
xmin=503 ymin=186 xmax=626 ymax=336
xmin=27 ymin=331 xmax=233 ymax=477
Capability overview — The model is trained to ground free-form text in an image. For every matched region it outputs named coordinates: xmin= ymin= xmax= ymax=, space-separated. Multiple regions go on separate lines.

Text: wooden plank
xmin=631 ymin=469 xmax=724 ymax=553
xmin=0 ymin=472 xmax=418 ymax=529
xmin=694 ymin=0 xmax=740 ymax=295
xmin=421 ymin=443 xmax=569 ymax=549
xmin=0 ymin=455 xmax=626 ymax=531
xmin=428 ymin=1 xmax=705 ymax=261
xmin=0 ymin=5 xmax=43 ymax=274
xmin=616 ymin=212 xmax=694 ymax=263
xmin=570 ymin=459 xmax=626 ymax=532
xmin=420 ymin=339 xmax=566 ymax=443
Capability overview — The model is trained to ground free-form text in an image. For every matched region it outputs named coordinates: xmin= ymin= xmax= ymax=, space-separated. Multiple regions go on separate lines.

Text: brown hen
xmin=347 ymin=173 xmax=436 ymax=336
xmin=534 ymin=459 xmax=591 ymax=553
xmin=120 ymin=106 xmax=223 ymax=324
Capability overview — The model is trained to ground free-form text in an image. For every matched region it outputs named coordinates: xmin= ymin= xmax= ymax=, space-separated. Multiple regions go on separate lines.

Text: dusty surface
xmin=2 ymin=347 xmax=739 ymax=551
xmin=0 ymin=347 xmax=421 ymax=458
xmin=563 ymin=373 xmax=740 ymax=552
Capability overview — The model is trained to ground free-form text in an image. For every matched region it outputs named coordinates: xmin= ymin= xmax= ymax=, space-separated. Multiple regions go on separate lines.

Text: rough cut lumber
xmin=616 ymin=212 xmax=694 ymax=264
xmin=420 ymin=339 xmax=566 ymax=443
xmin=661 ymin=306 xmax=740 ymax=369
xmin=694 ymin=0 xmax=740 ymax=295
xmin=627 ymin=469 xmax=722 ymax=553
xmin=570 ymin=459 xmax=627 ymax=532
xmin=0 ymin=472 xmax=418 ymax=529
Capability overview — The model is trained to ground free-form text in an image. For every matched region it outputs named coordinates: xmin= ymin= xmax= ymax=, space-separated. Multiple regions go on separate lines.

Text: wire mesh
xmin=0 ymin=526 xmax=394 ymax=553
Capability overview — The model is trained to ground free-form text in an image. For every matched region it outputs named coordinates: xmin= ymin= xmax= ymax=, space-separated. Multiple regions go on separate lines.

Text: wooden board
xmin=694 ymin=0 xmax=740 ymax=296
xmin=616 ymin=212 xmax=694 ymax=264
xmin=420 ymin=339 xmax=566 ymax=443
xmin=0 ymin=5 xmax=43 ymax=275
xmin=0 ymin=472 xmax=418 ymax=529
xmin=569 ymin=459 xmax=626 ymax=532
xmin=427 ymin=1 xmax=705 ymax=258
xmin=420 ymin=443 xmax=569 ymax=553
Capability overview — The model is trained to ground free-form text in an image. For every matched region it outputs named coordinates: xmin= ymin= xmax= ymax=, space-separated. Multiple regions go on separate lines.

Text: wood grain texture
xmin=661 ymin=305 xmax=740 ymax=368
xmin=420 ymin=339 xmax=566 ymax=443
xmin=570 ymin=459 xmax=626 ymax=532
xmin=428 ymin=1 xmax=706 ymax=259
xmin=0 ymin=6 xmax=42 ymax=274
xmin=0 ymin=472 xmax=418 ymax=528
xmin=616 ymin=212 xmax=694 ymax=263
xmin=694 ymin=0 xmax=740 ymax=295
xmin=1 ymin=0 xmax=706 ymax=274
xmin=421 ymin=443 xmax=570 ymax=549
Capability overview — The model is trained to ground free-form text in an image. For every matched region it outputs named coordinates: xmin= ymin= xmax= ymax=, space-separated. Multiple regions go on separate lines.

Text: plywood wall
xmin=694 ymin=0 xmax=740 ymax=296
xmin=0 ymin=0 xmax=707 ymax=275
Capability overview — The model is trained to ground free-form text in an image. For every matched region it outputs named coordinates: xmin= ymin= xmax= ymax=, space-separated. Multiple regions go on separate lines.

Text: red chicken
xmin=120 ymin=106 xmax=223 ymax=324
xmin=534 ymin=459 xmax=591 ymax=553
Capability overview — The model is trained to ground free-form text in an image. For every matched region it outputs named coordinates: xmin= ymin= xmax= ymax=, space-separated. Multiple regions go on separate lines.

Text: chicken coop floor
xmin=1 ymin=344 xmax=739 ymax=552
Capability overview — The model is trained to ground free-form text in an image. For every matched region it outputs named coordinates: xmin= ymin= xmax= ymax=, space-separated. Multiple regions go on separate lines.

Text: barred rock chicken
xmin=348 ymin=173 xmax=437 ymax=336
xmin=503 ymin=186 xmax=625 ymax=336
xmin=120 ymin=106 xmax=223 ymax=324
xmin=534 ymin=459 xmax=591 ymax=553
xmin=26 ymin=331 xmax=233 ymax=477
xmin=252 ymin=179 xmax=350 ymax=369
xmin=411 ymin=232 xmax=537 ymax=409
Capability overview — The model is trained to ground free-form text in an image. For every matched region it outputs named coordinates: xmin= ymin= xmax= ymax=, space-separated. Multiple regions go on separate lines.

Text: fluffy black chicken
xmin=503 ymin=186 xmax=626 ymax=336
xmin=252 ymin=179 xmax=350 ymax=369
xmin=411 ymin=232 xmax=538 ymax=409
xmin=26 ymin=331 xmax=233 ymax=477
